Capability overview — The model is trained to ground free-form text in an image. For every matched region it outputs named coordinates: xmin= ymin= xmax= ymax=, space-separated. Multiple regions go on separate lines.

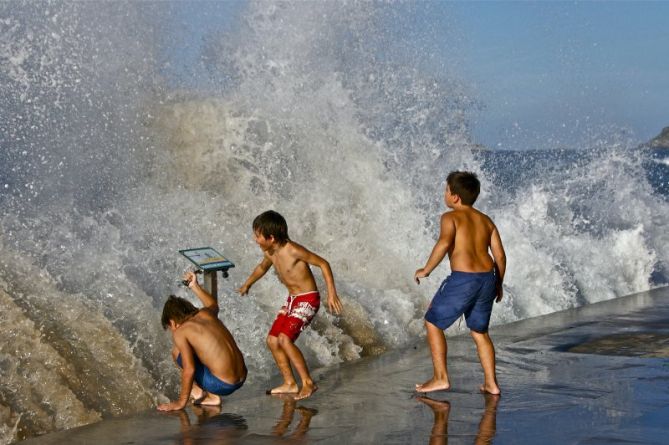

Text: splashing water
xmin=1 ymin=1 xmax=667 ymax=442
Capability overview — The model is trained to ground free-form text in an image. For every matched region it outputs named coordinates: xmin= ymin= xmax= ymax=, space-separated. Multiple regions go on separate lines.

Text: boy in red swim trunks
xmin=239 ymin=210 xmax=343 ymax=400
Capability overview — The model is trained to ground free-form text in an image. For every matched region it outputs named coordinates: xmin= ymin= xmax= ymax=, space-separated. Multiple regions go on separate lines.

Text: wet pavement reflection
xmin=172 ymin=406 xmax=247 ymax=444
xmin=269 ymin=394 xmax=318 ymax=441
xmin=20 ymin=286 xmax=669 ymax=444
xmin=417 ymin=394 xmax=499 ymax=445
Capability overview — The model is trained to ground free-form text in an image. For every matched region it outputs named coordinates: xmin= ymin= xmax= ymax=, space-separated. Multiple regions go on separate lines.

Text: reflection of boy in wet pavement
xmin=239 ymin=210 xmax=343 ymax=400
xmin=173 ymin=405 xmax=248 ymax=445
xmin=158 ymin=271 xmax=247 ymax=411
xmin=417 ymin=396 xmax=451 ymax=445
xmin=415 ymin=172 xmax=506 ymax=395
xmin=417 ymin=394 xmax=499 ymax=445
xmin=271 ymin=394 xmax=319 ymax=440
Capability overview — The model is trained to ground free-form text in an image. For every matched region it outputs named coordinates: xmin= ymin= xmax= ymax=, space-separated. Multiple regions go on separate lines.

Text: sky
xmin=451 ymin=1 xmax=669 ymax=150
xmin=165 ymin=1 xmax=669 ymax=151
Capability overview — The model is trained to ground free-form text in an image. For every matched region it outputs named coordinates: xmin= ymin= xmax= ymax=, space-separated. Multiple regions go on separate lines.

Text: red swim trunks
xmin=268 ymin=291 xmax=320 ymax=342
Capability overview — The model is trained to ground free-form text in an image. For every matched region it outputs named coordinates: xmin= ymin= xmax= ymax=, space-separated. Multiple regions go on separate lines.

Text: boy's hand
xmin=157 ymin=400 xmax=187 ymax=412
xmin=327 ymin=293 xmax=343 ymax=315
xmin=495 ymin=283 xmax=503 ymax=303
xmin=238 ymin=284 xmax=250 ymax=296
xmin=183 ymin=271 xmax=200 ymax=289
xmin=414 ymin=268 xmax=429 ymax=284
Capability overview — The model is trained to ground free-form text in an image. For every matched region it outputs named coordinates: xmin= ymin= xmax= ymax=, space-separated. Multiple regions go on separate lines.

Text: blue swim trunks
xmin=425 ymin=270 xmax=497 ymax=333
xmin=176 ymin=354 xmax=245 ymax=396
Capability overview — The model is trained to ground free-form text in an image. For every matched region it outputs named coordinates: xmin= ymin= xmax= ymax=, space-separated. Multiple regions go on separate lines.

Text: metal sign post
xmin=203 ymin=271 xmax=218 ymax=298
xmin=179 ymin=247 xmax=234 ymax=298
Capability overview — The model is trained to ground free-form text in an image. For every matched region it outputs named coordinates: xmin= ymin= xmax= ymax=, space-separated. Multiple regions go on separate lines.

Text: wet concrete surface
xmin=20 ymin=286 xmax=669 ymax=444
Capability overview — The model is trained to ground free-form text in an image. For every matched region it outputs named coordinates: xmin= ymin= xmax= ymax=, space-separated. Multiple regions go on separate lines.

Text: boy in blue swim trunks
xmin=415 ymin=171 xmax=506 ymax=395
xmin=158 ymin=271 xmax=247 ymax=411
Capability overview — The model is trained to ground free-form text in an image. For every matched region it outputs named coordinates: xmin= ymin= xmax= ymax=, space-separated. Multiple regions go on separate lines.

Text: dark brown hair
xmin=447 ymin=171 xmax=480 ymax=205
xmin=161 ymin=295 xmax=198 ymax=329
xmin=252 ymin=210 xmax=289 ymax=244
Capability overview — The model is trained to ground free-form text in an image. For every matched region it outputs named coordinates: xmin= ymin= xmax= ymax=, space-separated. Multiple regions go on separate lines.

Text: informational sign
xmin=179 ymin=247 xmax=234 ymax=272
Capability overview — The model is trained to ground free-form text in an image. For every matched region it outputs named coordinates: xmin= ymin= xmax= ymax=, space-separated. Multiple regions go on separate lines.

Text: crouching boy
xmin=158 ymin=271 xmax=247 ymax=411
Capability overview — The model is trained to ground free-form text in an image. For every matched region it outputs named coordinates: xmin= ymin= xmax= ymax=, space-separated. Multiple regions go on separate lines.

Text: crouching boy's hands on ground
xmin=157 ymin=400 xmax=187 ymax=412
xmin=238 ymin=284 xmax=250 ymax=296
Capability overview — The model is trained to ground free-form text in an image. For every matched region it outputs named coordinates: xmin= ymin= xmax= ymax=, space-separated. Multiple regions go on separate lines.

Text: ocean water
xmin=1 ymin=2 xmax=667 ymax=443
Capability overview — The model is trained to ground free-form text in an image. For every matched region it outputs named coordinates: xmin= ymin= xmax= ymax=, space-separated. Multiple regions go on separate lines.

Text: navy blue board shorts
xmin=176 ymin=353 xmax=245 ymax=396
xmin=425 ymin=270 xmax=497 ymax=333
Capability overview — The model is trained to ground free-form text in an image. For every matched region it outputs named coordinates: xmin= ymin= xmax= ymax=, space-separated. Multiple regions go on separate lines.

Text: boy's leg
xmin=267 ymin=334 xmax=299 ymax=394
xmin=470 ymin=331 xmax=500 ymax=395
xmin=277 ymin=333 xmax=317 ymax=400
xmin=171 ymin=346 xmax=208 ymax=402
xmin=416 ymin=320 xmax=451 ymax=392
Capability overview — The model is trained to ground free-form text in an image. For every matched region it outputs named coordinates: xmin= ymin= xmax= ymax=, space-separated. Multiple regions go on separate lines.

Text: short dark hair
xmin=161 ymin=295 xmax=199 ymax=329
xmin=252 ymin=210 xmax=289 ymax=244
xmin=447 ymin=171 xmax=480 ymax=205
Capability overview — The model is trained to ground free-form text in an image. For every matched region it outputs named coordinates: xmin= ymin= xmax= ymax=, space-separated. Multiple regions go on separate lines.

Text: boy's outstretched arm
xmin=415 ymin=213 xmax=455 ymax=284
xmin=183 ymin=271 xmax=219 ymax=314
xmin=490 ymin=226 xmax=506 ymax=302
xmin=292 ymin=244 xmax=343 ymax=315
xmin=238 ymin=256 xmax=272 ymax=295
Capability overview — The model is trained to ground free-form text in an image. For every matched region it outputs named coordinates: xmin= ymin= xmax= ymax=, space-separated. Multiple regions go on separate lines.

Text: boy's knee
xmin=267 ymin=335 xmax=280 ymax=349
xmin=470 ymin=330 xmax=490 ymax=341
xmin=277 ymin=333 xmax=294 ymax=347
xmin=171 ymin=346 xmax=180 ymax=361
xmin=266 ymin=335 xmax=279 ymax=349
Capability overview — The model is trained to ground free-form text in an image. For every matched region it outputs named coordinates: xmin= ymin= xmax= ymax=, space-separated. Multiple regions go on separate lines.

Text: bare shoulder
xmin=172 ymin=322 xmax=191 ymax=341
xmin=474 ymin=208 xmax=496 ymax=227
xmin=440 ymin=211 xmax=458 ymax=230
xmin=286 ymin=240 xmax=311 ymax=257
xmin=195 ymin=308 xmax=217 ymax=321
xmin=441 ymin=211 xmax=456 ymax=224
xmin=285 ymin=240 xmax=327 ymax=266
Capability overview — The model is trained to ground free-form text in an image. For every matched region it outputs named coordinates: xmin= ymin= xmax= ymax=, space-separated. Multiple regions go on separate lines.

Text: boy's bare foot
xmin=266 ymin=383 xmax=299 ymax=395
xmin=416 ymin=378 xmax=451 ymax=393
xmin=294 ymin=382 xmax=318 ymax=400
xmin=193 ymin=392 xmax=222 ymax=406
xmin=190 ymin=387 xmax=205 ymax=402
xmin=479 ymin=384 xmax=501 ymax=396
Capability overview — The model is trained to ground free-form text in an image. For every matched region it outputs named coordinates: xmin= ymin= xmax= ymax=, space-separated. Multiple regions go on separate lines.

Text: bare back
xmin=176 ymin=310 xmax=246 ymax=384
xmin=445 ymin=208 xmax=497 ymax=273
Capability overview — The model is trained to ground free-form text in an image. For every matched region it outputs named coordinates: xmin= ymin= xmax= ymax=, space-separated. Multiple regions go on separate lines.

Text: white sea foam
xmin=654 ymin=156 xmax=669 ymax=167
